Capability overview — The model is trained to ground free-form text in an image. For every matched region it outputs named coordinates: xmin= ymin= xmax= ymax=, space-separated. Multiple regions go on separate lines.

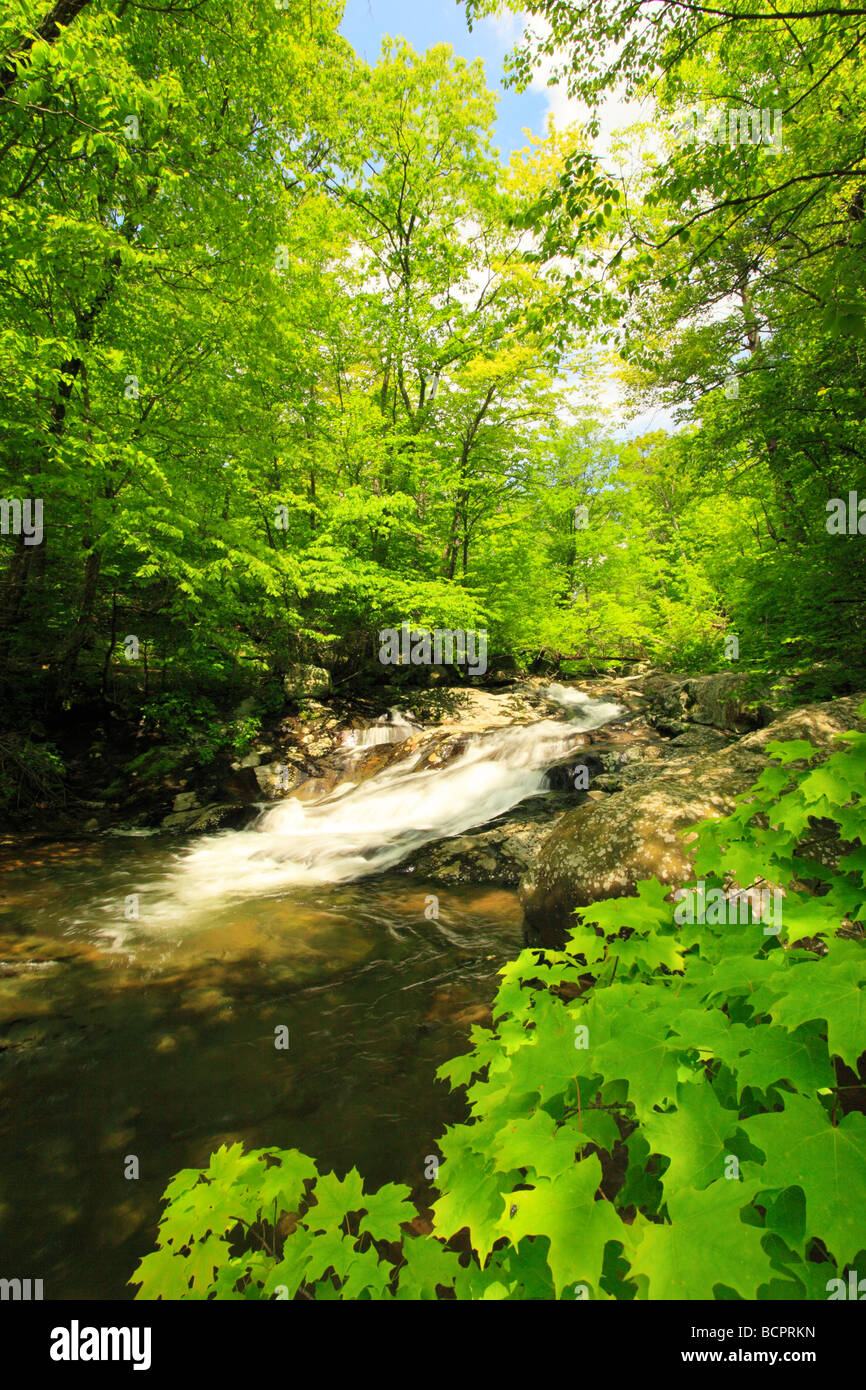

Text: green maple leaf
xmin=492 ymin=1108 xmax=573 ymax=1177
xmin=129 ymin=1248 xmax=193 ymax=1300
xmin=667 ymin=1004 xmax=734 ymax=1058
xmin=157 ymin=1201 xmax=203 ymax=1251
xmin=452 ymin=1256 xmax=514 ymax=1299
xmin=471 ymin=1237 xmax=555 ymax=1300
xmin=492 ymin=951 xmax=546 ymax=1016
xmin=611 ymin=930 xmax=685 ymax=975
xmin=465 ymin=1050 xmax=534 ymax=1124
xmin=396 ymin=1236 xmax=464 ymax=1299
xmin=211 ymin=1254 xmax=266 ymax=1300
xmin=770 ymin=791 xmax=812 ymax=839
xmin=356 ymin=1182 xmax=416 ymax=1243
xmin=339 ymin=1245 xmax=393 ymax=1299
xmin=206 ymin=1142 xmax=258 ymax=1185
xmin=304 ymin=1168 xmax=366 ymax=1233
xmin=752 ymin=764 xmax=798 ymax=798
xmin=440 ymin=1019 xmax=522 ymax=1089
xmin=799 ymin=763 xmax=854 ymax=805
xmin=727 ymin=1021 xmax=833 ymax=1098
xmin=774 ymin=893 xmax=843 ymax=941
xmin=502 ymin=990 xmax=601 ymax=1102
xmin=838 ymin=844 xmax=866 ymax=875
xmin=836 ymin=805 xmax=866 ymax=842
xmin=185 ymin=1233 xmax=229 ymax=1293
xmin=250 ymin=1150 xmax=316 ymax=1214
xmin=179 ymin=1178 xmax=252 ymax=1241
xmin=439 ymin=1116 xmax=493 ymax=1170
xmin=687 ymin=951 xmax=766 ymax=1007
xmin=762 ymin=949 xmax=866 ymax=1068
xmin=497 ymin=1155 xmax=621 ymax=1296
xmin=744 ymin=1093 xmax=866 ymax=1267
xmin=581 ymin=879 xmax=673 ymax=946
xmin=588 ymin=992 xmax=682 ymax=1115
xmin=262 ymin=1229 xmax=314 ymax=1299
xmin=714 ymin=843 xmax=770 ymax=890
xmin=574 ymin=1107 xmax=620 ymax=1154
xmin=431 ymin=1156 xmax=507 ymax=1262
xmin=156 ymin=1170 xmax=245 ymax=1246
xmin=302 ymin=1227 xmax=359 ymax=1284
xmin=643 ymin=1083 xmax=739 ymax=1192
xmin=162 ymin=1168 xmax=203 ymax=1204
xmin=762 ymin=1186 xmax=806 ymax=1251
xmin=437 ymin=1046 xmax=486 ymax=1090
xmin=631 ymin=1179 xmax=772 ymax=1299
xmin=764 ymin=740 xmax=820 ymax=766
xmin=564 ymin=923 xmax=608 ymax=967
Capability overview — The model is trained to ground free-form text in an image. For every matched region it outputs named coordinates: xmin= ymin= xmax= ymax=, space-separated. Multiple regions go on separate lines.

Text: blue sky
xmin=340 ymin=0 xmax=550 ymax=160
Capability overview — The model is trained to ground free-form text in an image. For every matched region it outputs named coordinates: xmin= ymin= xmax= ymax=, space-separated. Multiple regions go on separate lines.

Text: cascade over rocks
xmin=520 ymin=693 xmax=866 ymax=948
xmin=54 ymin=672 xmax=866 ymax=932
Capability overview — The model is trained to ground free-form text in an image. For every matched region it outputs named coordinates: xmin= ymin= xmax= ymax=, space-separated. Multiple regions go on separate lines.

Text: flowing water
xmin=0 ymin=689 xmax=622 ymax=1298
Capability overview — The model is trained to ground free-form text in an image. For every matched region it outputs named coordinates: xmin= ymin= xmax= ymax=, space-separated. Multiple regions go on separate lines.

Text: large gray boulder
xmin=639 ymin=671 xmax=789 ymax=735
xmin=283 ymin=665 xmax=331 ymax=700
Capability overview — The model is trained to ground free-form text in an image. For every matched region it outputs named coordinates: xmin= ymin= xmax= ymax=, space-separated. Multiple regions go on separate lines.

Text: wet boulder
xmin=253 ymin=761 xmax=307 ymax=798
xmin=160 ymin=802 xmax=252 ymax=832
xmin=406 ymin=793 xmax=575 ymax=887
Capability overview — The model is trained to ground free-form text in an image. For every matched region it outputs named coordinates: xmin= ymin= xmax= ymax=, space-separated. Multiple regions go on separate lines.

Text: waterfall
xmin=341 ymin=709 xmax=418 ymax=750
xmin=91 ymin=688 xmax=623 ymax=934
xmin=544 ymin=682 xmax=592 ymax=709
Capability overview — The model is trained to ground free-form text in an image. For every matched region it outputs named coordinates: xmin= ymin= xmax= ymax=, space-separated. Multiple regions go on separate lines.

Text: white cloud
xmin=478 ymin=8 xmax=525 ymax=49
xmin=505 ymin=14 xmax=664 ymax=178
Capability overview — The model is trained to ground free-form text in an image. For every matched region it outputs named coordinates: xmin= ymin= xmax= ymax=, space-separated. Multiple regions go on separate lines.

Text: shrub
xmin=0 ymin=734 xmax=66 ymax=813
xmin=139 ymin=694 xmax=261 ymax=768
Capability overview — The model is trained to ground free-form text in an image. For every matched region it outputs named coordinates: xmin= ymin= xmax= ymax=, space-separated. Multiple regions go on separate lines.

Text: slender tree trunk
xmin=52 ymin=546 xmax=102 ymax=697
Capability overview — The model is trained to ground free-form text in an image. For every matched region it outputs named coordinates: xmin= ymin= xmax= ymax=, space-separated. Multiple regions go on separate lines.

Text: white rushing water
xmin=341 ymin=709 xmax=418 ymax=750
xmin=91 ymin=689 xmax=623 ymax=937
xmin=544 ymin=683 xmax=593 ymax=709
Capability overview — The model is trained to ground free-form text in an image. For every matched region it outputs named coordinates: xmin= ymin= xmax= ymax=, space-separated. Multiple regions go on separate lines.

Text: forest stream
xmin=0 ymin=689 xmax=623 ymax=1298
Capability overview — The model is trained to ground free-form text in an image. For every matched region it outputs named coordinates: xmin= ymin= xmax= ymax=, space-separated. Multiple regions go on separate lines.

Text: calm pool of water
xmin=0 ymin=835 xmax=522 ymax=1298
